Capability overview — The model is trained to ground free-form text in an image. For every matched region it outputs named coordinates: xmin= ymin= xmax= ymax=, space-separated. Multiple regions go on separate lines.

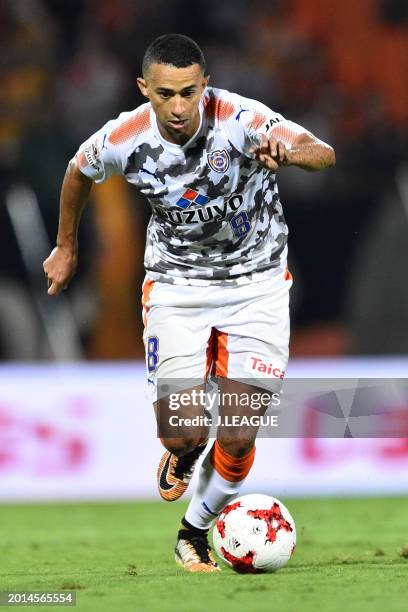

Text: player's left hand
xmin=250 ymin=135 xmax=289 ymax=171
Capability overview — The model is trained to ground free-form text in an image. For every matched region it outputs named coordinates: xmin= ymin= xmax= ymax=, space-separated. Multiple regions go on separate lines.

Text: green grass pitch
xmin=2 ymin=497 xmax=408 ymax=611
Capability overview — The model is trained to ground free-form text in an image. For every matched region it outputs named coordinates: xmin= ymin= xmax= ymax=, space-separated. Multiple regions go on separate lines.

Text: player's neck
xmin=156 ymin=112 xmax=201 ymax=146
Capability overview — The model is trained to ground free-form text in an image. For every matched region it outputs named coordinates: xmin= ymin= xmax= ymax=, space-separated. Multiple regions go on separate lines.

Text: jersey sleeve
xmin=224 ymin=92 xmax=311 ymax=157
xmin=74 ymin=118 xmax=128 ymax=183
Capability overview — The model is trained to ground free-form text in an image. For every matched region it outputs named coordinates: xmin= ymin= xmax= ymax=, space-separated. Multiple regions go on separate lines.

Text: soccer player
xmin=43 ymin=34 xmax=335 ymax=572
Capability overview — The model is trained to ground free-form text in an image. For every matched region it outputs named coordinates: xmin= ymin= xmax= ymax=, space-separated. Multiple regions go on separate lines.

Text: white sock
xmin=184 ymin=448 xmax=246 ymax=530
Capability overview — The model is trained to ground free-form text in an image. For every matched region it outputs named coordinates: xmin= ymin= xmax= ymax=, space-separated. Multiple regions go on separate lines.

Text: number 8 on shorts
xmin=147 ymin=336 xmax=159 ymax=372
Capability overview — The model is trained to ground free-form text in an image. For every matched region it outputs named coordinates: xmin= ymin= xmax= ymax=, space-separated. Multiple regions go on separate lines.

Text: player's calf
xmin=217 ymin=436 xmax=254 ymax=458
xmin=160 ymin=436 xmax=200 ymax=457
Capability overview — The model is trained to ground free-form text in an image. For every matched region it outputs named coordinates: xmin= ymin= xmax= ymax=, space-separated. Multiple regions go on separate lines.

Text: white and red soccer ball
xmin=213 ymin=494 xmax=296 ymax=573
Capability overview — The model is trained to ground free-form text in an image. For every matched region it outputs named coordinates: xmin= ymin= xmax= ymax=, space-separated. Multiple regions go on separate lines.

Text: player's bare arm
xmin=43 ymin=159 xmax=92 ymax=295
xmin=251 ymin=132 xmax=335 ymax=172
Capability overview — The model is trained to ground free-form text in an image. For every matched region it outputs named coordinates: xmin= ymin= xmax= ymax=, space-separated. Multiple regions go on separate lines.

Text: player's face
xmin=137 ymin=63 xmax=209 ymax=145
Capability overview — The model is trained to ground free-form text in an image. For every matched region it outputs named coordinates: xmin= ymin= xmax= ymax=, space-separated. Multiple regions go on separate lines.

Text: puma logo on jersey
xmin=235 ymin=105 xmax=249 ymax=121
xmin=141 ymin=167 xmax=159 ymax=180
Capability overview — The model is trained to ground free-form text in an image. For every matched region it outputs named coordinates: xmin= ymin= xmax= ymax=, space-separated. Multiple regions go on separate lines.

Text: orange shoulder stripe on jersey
xmin=214 ymin=329 xmax=229 ymax=378
xmin=210 ymin=441 xmax=255 ymax=482
xmin=141 ymin=278 xmax=155 ymax=329
xmin=269 ymin=123 xmax=301 ymax=147
xmin=109 ymin=107 xmax=151 ymax=146
xmin=249 ymin=111 xmax=267 ymax=132
xmin=204 ymin=95 xmax=235 ymax=121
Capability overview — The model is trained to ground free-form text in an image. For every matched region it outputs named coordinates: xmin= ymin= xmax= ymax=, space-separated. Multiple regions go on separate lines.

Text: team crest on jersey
xmin=207 ymin=149 xmax=230 ymax=173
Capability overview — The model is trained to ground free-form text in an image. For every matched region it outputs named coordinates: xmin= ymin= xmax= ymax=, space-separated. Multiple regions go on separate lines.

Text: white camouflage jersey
xmin=76 ymin=87 xmax=308 ymax=286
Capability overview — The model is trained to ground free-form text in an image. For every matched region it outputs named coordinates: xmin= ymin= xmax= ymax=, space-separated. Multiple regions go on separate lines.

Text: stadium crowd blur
xmin=1 ymin=0 xmax=407 ymax=360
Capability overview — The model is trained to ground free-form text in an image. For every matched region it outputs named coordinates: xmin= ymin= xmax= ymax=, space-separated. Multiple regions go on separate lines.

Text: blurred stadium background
xmin=0 ymin=0 xmax=407 ymax=502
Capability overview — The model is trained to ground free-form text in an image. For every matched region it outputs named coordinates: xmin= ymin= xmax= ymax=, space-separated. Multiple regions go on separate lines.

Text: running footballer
xmin=43 ymin=34 xmax=335 ymax=572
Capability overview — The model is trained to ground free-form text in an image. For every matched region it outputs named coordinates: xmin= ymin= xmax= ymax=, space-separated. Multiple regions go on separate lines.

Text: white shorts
xmin=142 ymin=268 xmax=292 ymax=401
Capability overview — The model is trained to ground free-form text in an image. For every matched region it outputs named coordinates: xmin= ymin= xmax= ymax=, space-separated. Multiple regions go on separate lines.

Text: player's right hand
xmin=249 ymin=135 xmax=289 ymax=171
xmin=43 ymin=245 xmax=78 ymax=296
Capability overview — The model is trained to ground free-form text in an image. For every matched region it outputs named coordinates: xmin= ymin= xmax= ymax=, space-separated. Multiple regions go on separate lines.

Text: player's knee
xmin=161 ymin=436 xmax=198 ymax=456
xmin=217 ymin=437 xmax=254 ymax=458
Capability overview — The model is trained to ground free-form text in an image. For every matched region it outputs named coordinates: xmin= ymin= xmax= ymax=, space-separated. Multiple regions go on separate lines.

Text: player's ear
xmin=202 ymin=74 xmax=210 ymax=90
xmin=137 ymin=77 xmax=149 ymax=98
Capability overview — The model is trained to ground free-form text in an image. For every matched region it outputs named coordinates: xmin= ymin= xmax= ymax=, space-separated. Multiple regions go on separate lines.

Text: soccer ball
xmin=212 ymin=494 xmax=296 ymax=573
